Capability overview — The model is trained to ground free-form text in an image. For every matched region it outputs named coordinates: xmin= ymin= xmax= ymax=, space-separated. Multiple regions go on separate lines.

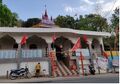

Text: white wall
xmin=20 ymin=61 xmax=49 ymax=76
xmin=0 ymin=63 xmax=17 ymax=76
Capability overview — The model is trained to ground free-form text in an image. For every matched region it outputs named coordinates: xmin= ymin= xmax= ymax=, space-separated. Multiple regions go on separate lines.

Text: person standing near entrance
xmin=59 ymin=45 xmax=65 ymax=61
xmin=35 ymin=63 xmax=41 ymax=77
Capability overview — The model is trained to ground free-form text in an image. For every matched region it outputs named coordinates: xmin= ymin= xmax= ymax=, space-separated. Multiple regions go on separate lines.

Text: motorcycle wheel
xmin=25 ymin=72 xmax=32 ymax=79
xmin=9 ymin=73 xmax=17 ymax=80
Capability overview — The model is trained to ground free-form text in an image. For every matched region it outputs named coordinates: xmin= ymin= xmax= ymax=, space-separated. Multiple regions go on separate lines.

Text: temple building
xmin=0 ymin=27 xmax=111 ymax=77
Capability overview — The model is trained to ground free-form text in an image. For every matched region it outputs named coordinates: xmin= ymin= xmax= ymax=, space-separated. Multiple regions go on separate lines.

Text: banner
xmin=71 ymin=37 xmax=81 ymax=51
xmin=20 ymin=35 xmax=27 ymax=45
xmin=97 ymin=57 xmax=108 ymax=70
xmin=76 ymin=49 xmax=90 ymax=57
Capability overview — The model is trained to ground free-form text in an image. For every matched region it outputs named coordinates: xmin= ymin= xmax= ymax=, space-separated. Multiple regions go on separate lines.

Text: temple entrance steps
xmin=54 ymin=61 xmax=79 ymax=77
xmin=57 ymin=61 xmax=68 ymax=76
xmin=59 ymin=61 xmax=73 ymax=75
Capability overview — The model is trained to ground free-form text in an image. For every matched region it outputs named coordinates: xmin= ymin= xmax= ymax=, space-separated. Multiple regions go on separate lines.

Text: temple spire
xmin=44 ymin=5 xmax=48 ymax=20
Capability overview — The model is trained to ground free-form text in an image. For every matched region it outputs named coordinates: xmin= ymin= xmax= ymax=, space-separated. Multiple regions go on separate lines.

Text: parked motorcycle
xmin=89 ymin=64 xmax=95 ymax=75
xmin=9 ymin=66 xmax=31 ymax=80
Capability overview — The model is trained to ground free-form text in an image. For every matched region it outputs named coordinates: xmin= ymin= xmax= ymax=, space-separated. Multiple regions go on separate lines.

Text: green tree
xmin=0 ymin=0 xmax=2 ymax=4
xmin=111 ymin=8 xmax=119 ymax=31
xmin=22 ymin=18 xmax=41 ymax=27
xmin=55 ymin=15 xmax=75 ymax=28
xmin=104 ymin=8 xmax=119 ymax=51
xmin=0 ymin=2 xmax=19 ymax=27
xmin=75 ymin=14 xmax=108 ymax=31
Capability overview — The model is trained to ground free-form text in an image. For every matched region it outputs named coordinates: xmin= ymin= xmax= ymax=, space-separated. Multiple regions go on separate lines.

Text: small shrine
xmin=33 ymin=9 xmax=58 ymax=28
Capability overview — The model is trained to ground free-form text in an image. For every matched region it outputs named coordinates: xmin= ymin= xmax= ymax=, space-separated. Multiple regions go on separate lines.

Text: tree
xmin=22 ymin=18 xmax=41 ymax=27
xmin=55 ymin=14 xmax=108 ymax=31
xmin=54 ymin=15 xmax=75 ymax=28
xmin=0 ymin=1 xmax=19 ymax=27
xmin=0 ymin=0 xmax=2 ymax=4
xmin=104 ymin=8 xmax=119 ymax=51
xmin=75 ymin=14 xmax=108 ymax=31
xmin=111 ymin=8 xmax=119 ymax=31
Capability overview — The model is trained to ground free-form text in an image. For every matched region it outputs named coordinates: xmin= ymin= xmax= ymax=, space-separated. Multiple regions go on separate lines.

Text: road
xmin=0 ymin=73 xmax=119 ymax=83
xmin=50 ymin=73 xmax=119 ymax=83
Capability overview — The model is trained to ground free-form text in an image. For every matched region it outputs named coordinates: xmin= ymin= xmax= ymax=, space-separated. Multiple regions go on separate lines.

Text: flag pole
xmin=80 ymin=52 xmax=84 ymax=76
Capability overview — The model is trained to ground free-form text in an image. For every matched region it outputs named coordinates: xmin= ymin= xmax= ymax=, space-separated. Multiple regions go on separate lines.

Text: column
xmin=15 ymin=38 xmax=22 ymax=69
xmin=46 ymin=40 xmax=53 ymax=76
xmin=98 ymin=37 xmax=104 ymax=51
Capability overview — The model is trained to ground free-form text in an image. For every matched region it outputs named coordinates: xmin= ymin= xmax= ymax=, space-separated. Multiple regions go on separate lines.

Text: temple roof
xmin=0 ymin=27 xmax=111 ymax=37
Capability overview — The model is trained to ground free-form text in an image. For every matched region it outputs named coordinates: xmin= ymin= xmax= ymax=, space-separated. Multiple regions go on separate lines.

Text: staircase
xmin=53 ymin=61 xmax=78 ymax=77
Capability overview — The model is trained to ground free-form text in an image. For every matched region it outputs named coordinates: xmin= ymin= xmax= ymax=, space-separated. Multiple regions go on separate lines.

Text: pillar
xmin=98 ymin=37 xmax=104 ymax=53
xmin=15 ymin=37 xmax=22 ymax=69
xmin=46 ymin=40 xmax=53 ymax=76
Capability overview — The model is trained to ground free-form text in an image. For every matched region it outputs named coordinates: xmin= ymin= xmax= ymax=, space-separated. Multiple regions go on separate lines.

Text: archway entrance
xmin=25 ymin=35 xmax=48 ymax=57
xmin=92 ymin=38 xmax=101 ymax=56
xmin=0 ymin=35 xmax=16 ymax=49
xmin=53 ymin=36 xmax=73 ymax=66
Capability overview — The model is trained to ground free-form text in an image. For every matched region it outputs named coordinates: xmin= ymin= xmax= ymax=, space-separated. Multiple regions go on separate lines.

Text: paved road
xmin=0 ymin=73 xmax=119 ymax=83
xmin=51 ymin=73 xmax=119 ymax=83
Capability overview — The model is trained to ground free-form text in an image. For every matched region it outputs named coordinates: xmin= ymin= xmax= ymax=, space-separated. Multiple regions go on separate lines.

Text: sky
xmin=3 ymin=0 xmax=120 ymax=21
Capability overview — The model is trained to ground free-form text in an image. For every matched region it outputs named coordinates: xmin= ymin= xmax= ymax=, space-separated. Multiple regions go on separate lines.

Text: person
xmin=35 ymin=63 xmax=41 ymax=77
xmin=56 ymin=45 xmax=64 ymax=61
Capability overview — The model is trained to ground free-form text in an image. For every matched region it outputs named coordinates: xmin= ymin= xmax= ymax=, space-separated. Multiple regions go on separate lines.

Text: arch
xmin=92 ymin=38 xmax=100 ymax=49
xmin=92 ymin=38 xmax=101 ymax=55
xmin=54 ymin=36 xmax=74 ymax=50
xmin=26 ymin=35 xmax=48 ymax=49
xmin=0 ymin=35 xmax=16 ymax=49
xmin=80 ymin=37 xmax=88 ymax=48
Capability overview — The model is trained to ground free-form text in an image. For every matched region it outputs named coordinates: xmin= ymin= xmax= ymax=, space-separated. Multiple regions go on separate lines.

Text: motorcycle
xmin=9 ymin=66 xmax=32 ymax=80
xmin=89 ymin=64 xmax=95 ymax=75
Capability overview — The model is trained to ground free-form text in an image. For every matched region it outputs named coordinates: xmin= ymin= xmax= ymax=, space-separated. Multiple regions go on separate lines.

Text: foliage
xmin=22 ymin=18 xmax=41 ymax=27
xmin=55 ymin=14 xmax=108 ymax=31
xmin=104 ymin=8 xmax=119 ymax=51
xmin=76 ymin=14 xmax=108 ymax=31
xmin=54 ymin=15 xmax=75 ymax=28
xmin=111 ymin=8 xmax=119 ymax=30
xmin=0 ymin=1 xmax=19 ymax=27
xmin=0 ymin=0 xmax=2 ymax=4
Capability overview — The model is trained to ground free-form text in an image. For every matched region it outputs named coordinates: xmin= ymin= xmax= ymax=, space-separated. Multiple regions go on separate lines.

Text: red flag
xmin=71 ymin=37 xmax=81 ymax=51
xmin=52 ymin=33 xmax=56 ymax=43
xmin=103 ymin=52 xmax=108 ymax=59
xmin=82 ymin=35 xmax=88 ymax=44
xmin=20 ymin=35 xmax=27 ymax=45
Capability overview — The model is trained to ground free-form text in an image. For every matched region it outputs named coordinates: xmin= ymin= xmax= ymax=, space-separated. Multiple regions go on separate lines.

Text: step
xmin=60 ymin=61 xmax=73 ymax=75
xmin=71 ymin=70 xmax=78 ymax=75
xmin=57 ymin=61 xmax=68 ymax=76
xmin=56 ymin=68 xmax=62 ymax=76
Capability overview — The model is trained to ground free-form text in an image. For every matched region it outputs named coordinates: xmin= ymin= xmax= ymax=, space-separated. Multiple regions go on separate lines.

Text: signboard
xmin=96 ymin=57 xmax=108 ymax=70
xmin=76 ymin=49 xmax=90 ymax=56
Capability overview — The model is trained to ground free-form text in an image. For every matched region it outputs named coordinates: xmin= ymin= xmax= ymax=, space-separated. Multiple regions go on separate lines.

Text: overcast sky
xmin=3 ymin=0 xmax=120 ymax=21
